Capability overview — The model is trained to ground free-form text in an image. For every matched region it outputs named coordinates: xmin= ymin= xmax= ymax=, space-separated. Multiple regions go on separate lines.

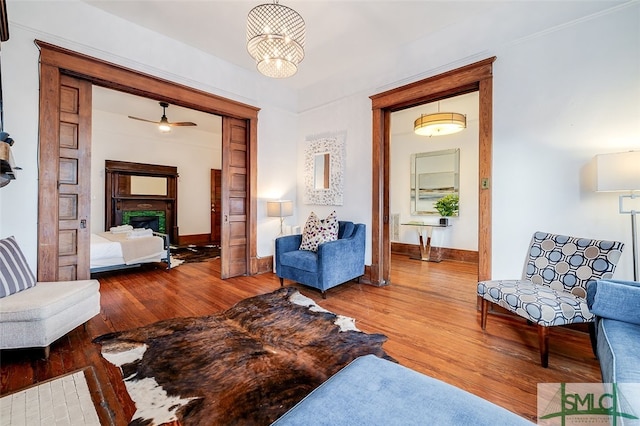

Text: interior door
xmin=221 ymin=117 xmax=248 ymax=278
xmin=37 ymin=71 xmax=92 ymax=281
xmin=210 ymin=169 xmax=222 ymax=245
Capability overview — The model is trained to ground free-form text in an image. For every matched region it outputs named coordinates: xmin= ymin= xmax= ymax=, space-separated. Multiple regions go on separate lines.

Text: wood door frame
xmin=210 ymin=169 xmax=222 ymax=246
xmin=35 ymin=40 xmax=260 ymax=280
xmin=369 ymin=57 xmax=495 ymax=285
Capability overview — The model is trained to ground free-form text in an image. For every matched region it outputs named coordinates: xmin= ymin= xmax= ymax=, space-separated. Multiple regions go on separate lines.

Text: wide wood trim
xmin=478 ymin=77 xmax=493 ymax=282
xmin=248 ymin=114 xmax=259 ymax=274
xmin=370 ymin=57 xmax=495 ymax=286
xmin=35 ymin=40 xmax=258 ymax=120
xmin=36 ymin=41 xmax=261 ymax=279
xmin=370 ymin=59 xmax=494 ymax=110
xmin=37 ymin=63 xmax=61 ymax=281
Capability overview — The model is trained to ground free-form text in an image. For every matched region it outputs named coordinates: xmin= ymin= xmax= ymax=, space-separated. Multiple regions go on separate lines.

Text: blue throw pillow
xmin=0 ymin=236 xmax=37 ymax=298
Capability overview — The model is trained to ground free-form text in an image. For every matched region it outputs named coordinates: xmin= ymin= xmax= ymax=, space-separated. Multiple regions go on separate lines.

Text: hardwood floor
xmin=0 ymin=254 xmax=601 ymax=424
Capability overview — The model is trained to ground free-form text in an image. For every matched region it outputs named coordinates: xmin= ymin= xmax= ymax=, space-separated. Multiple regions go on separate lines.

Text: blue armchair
xmin=275 ymin=221 xmax=366 ymax=298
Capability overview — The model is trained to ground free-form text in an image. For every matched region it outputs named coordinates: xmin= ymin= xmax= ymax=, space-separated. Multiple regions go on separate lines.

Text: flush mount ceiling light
xmin=414 ymin=112 xmax=467 ymax=137
xmin=246 ymin=0 xmax=305 ymax=79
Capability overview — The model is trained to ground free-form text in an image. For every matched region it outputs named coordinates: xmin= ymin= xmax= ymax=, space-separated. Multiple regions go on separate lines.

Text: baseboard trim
xmin=391 ymin=242 xmax=478 ymax=263
xmin=177 ymin=234 xmax=211 ymax=246
xmin=256 ymin=256 xmax=274 ymax=274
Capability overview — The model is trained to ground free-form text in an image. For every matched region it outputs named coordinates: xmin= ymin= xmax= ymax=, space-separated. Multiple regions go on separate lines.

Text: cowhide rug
xmin=94 ymin=286 xmax=393 ymax=426
xmin=170 ymin=244 xmax=221 ymax=264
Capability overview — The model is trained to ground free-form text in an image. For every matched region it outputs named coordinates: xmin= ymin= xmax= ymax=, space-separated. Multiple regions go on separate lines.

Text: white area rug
xmin=0 ymin=369 xmax=103 ymax=426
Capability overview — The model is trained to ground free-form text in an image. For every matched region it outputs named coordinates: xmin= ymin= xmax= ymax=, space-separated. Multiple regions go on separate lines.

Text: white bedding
xmin=90 ymin=232 xmax=165 ymax=269
xmin=90 ymin=233 xmax=124 ymax=268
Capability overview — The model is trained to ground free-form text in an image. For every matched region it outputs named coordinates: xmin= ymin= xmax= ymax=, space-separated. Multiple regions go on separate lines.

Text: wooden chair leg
xmin=480 ymin=298 xmax=489 ymax=330
xmin=538 ymin=325 xmax=549 ymax=368
xmin=279 ymin=277 xmax=284 ymax=287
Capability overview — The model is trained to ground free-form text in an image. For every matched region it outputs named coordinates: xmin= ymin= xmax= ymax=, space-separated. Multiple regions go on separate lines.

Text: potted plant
xmin=434 ymin=194 xmax=459 ymax=225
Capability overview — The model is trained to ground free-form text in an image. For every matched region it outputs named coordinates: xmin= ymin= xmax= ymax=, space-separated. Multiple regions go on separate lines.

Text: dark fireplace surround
xmin=105 ymin=160 xmax=178 ymax=243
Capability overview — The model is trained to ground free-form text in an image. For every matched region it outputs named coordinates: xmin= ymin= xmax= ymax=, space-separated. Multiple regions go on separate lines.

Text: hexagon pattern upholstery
xmin=477 ymin=231 xmax=624 ymax=367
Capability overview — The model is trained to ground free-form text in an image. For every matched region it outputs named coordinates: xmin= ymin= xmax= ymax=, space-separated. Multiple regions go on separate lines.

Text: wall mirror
xmin=130 ymin=176 xmax=168 ymax=196
xmin=410 ymin=148 xmax=460 ymax=215
xmin=314 ymin=153 xmax=330 ymax=189
xmin=117 ymin=175 xmax=168 ymax=196
xmin=304 ymin=134 xmax=345 ymax=205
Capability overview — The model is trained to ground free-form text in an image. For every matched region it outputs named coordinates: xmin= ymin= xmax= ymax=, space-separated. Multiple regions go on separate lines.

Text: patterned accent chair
xmin=477 ymin=231 xmax=624 ymax=367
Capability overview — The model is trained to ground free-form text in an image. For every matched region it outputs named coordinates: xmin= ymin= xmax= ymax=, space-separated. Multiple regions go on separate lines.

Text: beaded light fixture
xmin=246 ymin=1 xmax=305 ymax=78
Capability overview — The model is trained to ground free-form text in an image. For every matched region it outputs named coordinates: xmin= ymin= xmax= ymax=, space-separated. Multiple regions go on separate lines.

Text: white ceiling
xmin=82 ymin=1 xmax=625 ymax=91
xmin=92 ymin=86 xmax=222 ymax=135
xmin=85 ymin=1 xmax=626 ymax=128
xmin=81 ymin=0 xmax=517 ymax=91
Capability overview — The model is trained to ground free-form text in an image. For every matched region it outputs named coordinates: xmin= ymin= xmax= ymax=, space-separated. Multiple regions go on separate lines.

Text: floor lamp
xmin=596 ymin=151 xmax=640 ymax=281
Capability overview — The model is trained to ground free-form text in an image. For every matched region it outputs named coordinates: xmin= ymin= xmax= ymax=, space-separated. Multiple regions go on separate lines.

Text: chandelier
xmin=414 ymin=112 xmax=466 ymax=137
xmin=246 ymin=1 xmax=305 ymax=78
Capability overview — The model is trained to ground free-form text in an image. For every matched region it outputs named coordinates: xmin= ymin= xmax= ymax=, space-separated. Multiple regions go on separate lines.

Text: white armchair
xmin=0 ymin=236 xmax=100 ymax=358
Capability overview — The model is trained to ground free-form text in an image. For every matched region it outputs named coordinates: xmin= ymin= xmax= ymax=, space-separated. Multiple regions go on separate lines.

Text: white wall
xmin=0 ymin=1 xmax=298 ymax=268
xmin=297 ymin=3 xmax=640 ymax=279
xmin=390 ymin=93 xmax=479 ymax=251
xmin=297 ymin=95 xmax=374 ymax=262
xmin=0 ymin=1 xmax=638 ymax=281
xmin=91 ymin=105 xmax=221 ymax=236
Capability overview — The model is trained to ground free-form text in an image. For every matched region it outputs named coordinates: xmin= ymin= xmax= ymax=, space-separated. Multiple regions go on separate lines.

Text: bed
xmin=90 ymin=229 xmax=171 ymax=273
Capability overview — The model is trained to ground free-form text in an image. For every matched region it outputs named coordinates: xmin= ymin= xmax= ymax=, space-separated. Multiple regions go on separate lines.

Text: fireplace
xmin=105 ymin=160 xmax=179 ymax=242
xmin=126 ymin=215 xmax=161 ymax=233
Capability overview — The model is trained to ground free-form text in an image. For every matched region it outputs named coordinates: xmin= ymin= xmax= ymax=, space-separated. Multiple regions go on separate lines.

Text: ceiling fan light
xmin=414 ymin=112 xmax=466 ymax=137
xmin=158 ymin=116 xmax=171 ymax=133
xmin=247 ymin=1 xmax=305 ymax=79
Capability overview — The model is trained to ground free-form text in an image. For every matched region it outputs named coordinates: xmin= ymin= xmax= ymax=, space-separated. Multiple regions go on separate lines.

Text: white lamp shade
xmin=596 ymin=151 xmax=640 ymax=192
xmin=267 ymin=200 xmax=293 ymax=217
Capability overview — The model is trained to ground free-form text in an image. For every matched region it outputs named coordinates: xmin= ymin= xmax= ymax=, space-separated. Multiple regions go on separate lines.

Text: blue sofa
xmin=275 ymin=221 xmax=365 ymax=298
xmin=586 ymin=279 xmax=640 ymax=422
xmin=273 ymin=354 xmax=534 ymax=425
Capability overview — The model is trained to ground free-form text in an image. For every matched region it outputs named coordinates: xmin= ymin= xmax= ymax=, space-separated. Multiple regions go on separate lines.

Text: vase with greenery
xmin=434 ymin=194 xmax=459 ymax=225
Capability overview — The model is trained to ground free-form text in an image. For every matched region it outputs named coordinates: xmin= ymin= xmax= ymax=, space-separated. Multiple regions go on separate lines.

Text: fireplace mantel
xmin=105 ymin=160 xmax=179 ymax=243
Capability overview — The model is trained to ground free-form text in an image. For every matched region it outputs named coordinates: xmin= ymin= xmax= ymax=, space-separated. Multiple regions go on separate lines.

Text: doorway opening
xmin=36 ymin=40 xmax=258 ymax=281
xmin=389 ymin=93 xmax=479 ymax=268
xmin=369 ymin=57 xmax=495 ymax=286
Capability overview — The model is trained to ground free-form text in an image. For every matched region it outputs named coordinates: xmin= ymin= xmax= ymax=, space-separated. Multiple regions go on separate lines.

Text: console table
xmin=401 ymin=222 xmax=449 ymax=262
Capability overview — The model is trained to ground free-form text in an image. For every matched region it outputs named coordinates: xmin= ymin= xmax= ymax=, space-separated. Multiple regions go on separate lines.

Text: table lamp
xmin=596 ymin=151 xmax=640 ymax=280
xmin=267 ymin=200 xmax=294 ymax=235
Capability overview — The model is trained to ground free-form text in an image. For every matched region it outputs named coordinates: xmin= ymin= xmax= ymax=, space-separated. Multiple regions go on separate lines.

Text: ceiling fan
xmin=128 ymin=102 xmax=197 ymax=133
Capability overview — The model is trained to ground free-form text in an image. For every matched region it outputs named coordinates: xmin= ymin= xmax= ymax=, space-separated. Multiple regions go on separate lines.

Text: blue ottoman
xmin=273 ymin=354 xmax=534 ymax=426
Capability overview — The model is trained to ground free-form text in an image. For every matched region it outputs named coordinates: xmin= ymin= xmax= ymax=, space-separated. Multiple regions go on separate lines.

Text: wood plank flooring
xmin=0 ymin=254 xmax=601 ymax=424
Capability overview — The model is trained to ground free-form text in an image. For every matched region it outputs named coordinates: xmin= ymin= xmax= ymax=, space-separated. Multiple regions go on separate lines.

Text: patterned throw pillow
xmin=299 ymin=211 xmax=339 ymax=252
xmin=0 ymin=236 xmax=37 ymax=298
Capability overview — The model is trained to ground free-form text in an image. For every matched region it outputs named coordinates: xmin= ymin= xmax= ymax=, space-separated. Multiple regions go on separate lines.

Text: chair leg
xmin=279 ymin=277 xmax=284 ymax=287
xmin=480 ymin=298 xmax=489 ymax=330
xmin=538 ymin=325 xmax=549 ymax=368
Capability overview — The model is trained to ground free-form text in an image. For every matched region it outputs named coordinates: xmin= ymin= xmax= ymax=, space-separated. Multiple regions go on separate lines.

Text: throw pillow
xmin=299 ymin=211 xmax=339 ymax=252
xmin=0 ymin=236 xmax=37 ymax=298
